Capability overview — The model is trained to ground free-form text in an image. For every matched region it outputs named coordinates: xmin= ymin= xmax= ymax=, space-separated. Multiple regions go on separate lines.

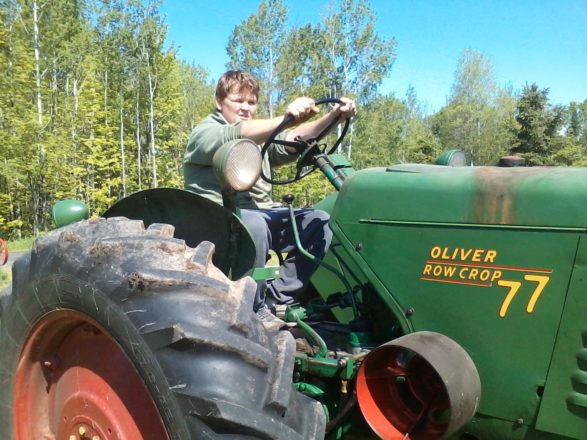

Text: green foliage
xmin=0 ymin=0 xmax=585 ymax=239
xmin=226 ymin=0 xmax=288 ymax=117
xmin=432 ymin=49 xmax=517 ymax=165
xmin=352 ymin=92 xmax=440 ymax=169
xmin=0 ymin=268 xmax=10 ymax=291
xmin=3 ymin=236 xmax=35 ymax=252
xmin=226 ymin=0 xmax=395 ymax=131
xmin=511 ymin=84 xmax=567 ymax=165
xmin=0 ymin=0 xmax=212 ymax=237
xmin=273 ymin=169 xmax=337 ymax=208
xmin=566 ymin=100 xmax=587 ymax=155
xmin=321 ymin=0 xmax=396 ymax=104
xmin=0 ymin=236 xmax=34 ymax=290
xmin=277 ymin=23 xmax=331 ymax=100
xmin=352 ymin=95 xmax=406 ymax=168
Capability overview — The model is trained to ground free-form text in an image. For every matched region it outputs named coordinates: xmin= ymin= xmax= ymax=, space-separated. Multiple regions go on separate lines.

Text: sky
xmin=159 ymin=0 xmax=587 ymax=113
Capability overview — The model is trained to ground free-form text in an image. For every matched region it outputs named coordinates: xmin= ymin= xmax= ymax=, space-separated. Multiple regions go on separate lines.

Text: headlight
xmin=213 ymin=139 xmax=262 ymax=191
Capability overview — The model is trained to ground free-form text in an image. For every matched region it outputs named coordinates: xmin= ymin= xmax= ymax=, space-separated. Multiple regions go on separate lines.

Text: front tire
xmin=0 ymin=217 xmax=325 ymax=440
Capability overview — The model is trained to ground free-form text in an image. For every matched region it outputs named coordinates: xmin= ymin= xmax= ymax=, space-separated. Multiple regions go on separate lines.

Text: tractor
xmin=1 ymin=98 xmax=587 ymax=440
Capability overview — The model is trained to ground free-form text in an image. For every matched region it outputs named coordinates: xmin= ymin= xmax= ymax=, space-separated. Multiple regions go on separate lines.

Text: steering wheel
xmin=260 ymin=98 xmax=350 ymax=185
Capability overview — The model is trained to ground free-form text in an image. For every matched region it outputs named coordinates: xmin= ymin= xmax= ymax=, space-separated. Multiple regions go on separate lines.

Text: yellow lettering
xmin=491 ymin=271 xmax=502 ymax=282
xmin=441 ymin=247 xmax=451 ymax=260
xmin=433 ymin=265 xmax=443 ymax=276
xmin=430 ymin=247 xmax=499 ymax=263
xmin=469 ymin=268 xmax=479 ymax=279
xmin=422 ymin=264 xmax=432 ymax=275
xmin=498 ymin=280 xmax=522 ymax=318
xmin=443 ymin=266 xmax=456 ymax=277
xmin=472 ymin=249 xmax=484 ymax=262
xmin=459 ymin=268 xmax=469 ymax=279
xmin=479 ymin=270 xmax=490 ymax=281
xmin=524 ymin=275 xmax=550 ymax=313
xmin=460 ymin=248 xmax=472 ymax=260
xmin=485 ymin=250 xmax=497 ymax=263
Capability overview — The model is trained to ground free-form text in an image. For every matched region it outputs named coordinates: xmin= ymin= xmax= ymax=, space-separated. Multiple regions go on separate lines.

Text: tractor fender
xmin=103 ymin=188 xmax=256 ymax=280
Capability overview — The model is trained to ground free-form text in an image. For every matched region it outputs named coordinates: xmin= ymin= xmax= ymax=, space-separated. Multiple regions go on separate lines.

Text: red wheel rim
xmin=0 ymin=238 xmax=7 ymax=265
xmin=356 ymin=346 xmax=450 ymax=440
xmin=14 ymin=309 xmax=171 ymax=440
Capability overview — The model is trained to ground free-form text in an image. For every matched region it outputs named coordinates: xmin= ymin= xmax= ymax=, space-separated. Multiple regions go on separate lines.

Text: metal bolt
xmin=341 ymin=379 xmax=348 ymax=394
xmin=92 ymin=436 xmax=101 ymax=440
xmin=355 ymin=243 xmax=363 ymax=251
xmin=69 ymin=436 xmax=76 ymax=440
xmin=515 ymin=417 xmax=524 ymax=425
xmin=405 ymin=307 xmax=415 ymax=317
xmin=79 ymin=426 xmax=86 ymax=436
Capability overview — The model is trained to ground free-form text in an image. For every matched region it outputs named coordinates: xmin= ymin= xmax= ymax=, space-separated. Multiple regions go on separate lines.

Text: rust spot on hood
xmin=472 ymin=167 xmax=546 ymax=225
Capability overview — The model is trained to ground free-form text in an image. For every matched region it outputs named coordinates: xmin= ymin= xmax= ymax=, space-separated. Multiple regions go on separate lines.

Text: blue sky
xmin=160 ymin=0 xmax=587 ymax=113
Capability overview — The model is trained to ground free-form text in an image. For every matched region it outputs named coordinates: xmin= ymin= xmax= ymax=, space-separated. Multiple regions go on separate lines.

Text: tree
xmin=433 ymin=49 xmax=517 ymax=165
xmin=226 ymin=0 xmax=396 ymax=160
xmin=276 ymin=23 xmax=331 ymax=101
xmin=511 ymin=83 xmax=565 ymax=165
xmin=0 ymin=0 xmax=216 ymax=238
xmin=94 ymin=0 xmax=136 ymax=197
xmin=566 ymin=100 xmax=587 ymax=150
xmin=320 ymin=0 xmax=396 ymax=159
xmin=226 ymin=0 xmax=288 ymax=118
xmin=351 ymin=95 xmax=406 ymax=168
xmin=351 ymin=89 xmax=440 ymax=169
xmin=321 ymin=0 xmax=396 ymax=104
xmin=400 ymin=87 xmax=442 ymax=163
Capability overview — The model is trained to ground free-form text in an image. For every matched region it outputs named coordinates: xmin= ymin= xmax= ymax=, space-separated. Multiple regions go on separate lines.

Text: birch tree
xmin=226 ymin=0 xmax=287 ymax=118
xmin=433 ymin=49 xmax=517 ymax=165
xmin=320 ymin=0 xmax=396 ymax=158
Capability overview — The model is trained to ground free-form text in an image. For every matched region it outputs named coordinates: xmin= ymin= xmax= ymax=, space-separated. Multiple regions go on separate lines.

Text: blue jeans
xmin=240 ymin=208 xmax=333 ymax=311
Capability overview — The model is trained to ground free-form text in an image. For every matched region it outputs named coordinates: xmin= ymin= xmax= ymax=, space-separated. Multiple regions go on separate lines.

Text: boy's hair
xmin=215 ymin=70 xmax=260 ymax=101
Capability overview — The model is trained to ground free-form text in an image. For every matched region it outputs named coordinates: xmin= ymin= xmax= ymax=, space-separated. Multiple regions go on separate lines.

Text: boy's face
xmin=216 ymin=87 xmax=258 ymax=124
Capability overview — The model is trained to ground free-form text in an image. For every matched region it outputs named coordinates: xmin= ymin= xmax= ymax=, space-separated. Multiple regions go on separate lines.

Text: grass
xmin=0 ymin=268 xmax=9 ymax=291
xmin=3 ymin=236 xmax=35 ymax=252
xmin=0 ymin=236 xmax=35 ymax=291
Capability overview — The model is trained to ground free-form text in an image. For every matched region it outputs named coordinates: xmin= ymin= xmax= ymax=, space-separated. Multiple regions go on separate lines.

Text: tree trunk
xmin=268 ymin=46 xmax=274 ymax=119
xmin=120 ymin=105 xmax=127 ymax=197
xmin=147 ymin=70 xmax=158 ymax=187
xmin=136 ymin=89 xmax=142 ymax=191
xmin=72 ymin=77 xmax=82 ymax=195
xmin=32 ymin=0 xmax=43 ymax=127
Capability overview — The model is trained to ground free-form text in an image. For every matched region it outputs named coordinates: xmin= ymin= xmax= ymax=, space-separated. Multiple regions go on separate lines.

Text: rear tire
xmin=0 ymin=217 xmax=325 ymax=440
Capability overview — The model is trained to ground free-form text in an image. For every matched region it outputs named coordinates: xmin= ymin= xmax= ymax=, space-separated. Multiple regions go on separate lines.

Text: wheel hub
xmin=67 ymin=423 xmax=101 ymax=440
xmin=14 ymin=310 xmax=170 ymax=440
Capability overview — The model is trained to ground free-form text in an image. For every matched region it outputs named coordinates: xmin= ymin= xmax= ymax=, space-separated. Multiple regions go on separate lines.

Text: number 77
xmin=497 ymin=275 xmax=550 ymax=318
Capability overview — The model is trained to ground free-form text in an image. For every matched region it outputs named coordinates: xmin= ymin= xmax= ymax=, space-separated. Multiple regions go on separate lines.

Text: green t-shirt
xmin=183 ymin=110 xmax=297 ymax=209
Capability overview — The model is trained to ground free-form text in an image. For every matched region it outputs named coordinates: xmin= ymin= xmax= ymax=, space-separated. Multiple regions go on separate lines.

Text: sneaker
xmin=256 ymin=306 xmax=286 ymax=332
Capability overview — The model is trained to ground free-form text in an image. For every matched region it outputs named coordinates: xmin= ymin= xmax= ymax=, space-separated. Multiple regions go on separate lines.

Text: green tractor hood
xmin=333 ymin=164 xmax=587 ymax=229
